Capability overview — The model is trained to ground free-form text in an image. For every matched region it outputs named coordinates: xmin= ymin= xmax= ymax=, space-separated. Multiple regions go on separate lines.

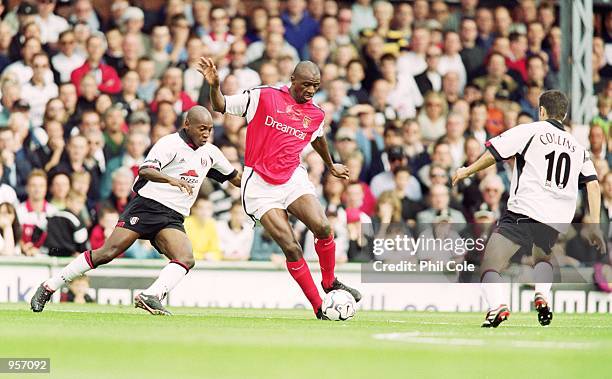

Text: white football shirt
xmin=486 ymin=119 xmax=597 ymax=228
xmin=135 ymin=130 xmax=236 ymax=216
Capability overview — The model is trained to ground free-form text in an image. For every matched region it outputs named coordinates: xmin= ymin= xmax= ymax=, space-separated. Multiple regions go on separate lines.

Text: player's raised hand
xmin=330 ymin=163 xmax=350 ymax=180
xmin=452 ymin=166 xmax=470 ymax=186
xmin=170 ymin=178 xmax=194 ymax=196
xmin=197 ymin=57 xmax=220 ymax=87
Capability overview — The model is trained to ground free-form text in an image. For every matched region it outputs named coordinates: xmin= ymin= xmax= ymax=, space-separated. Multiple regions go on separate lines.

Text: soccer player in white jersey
xmin=452 ymin=90 xmax=605 ymax=327
xmin=198 ymin=58 xmax=361 ymax=319
xmin=31 ymin=106 xmax=242 ymax=315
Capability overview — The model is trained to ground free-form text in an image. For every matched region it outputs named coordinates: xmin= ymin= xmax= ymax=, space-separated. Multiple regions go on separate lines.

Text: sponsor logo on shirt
xmin=180 ymin=169 xmax=198 ymax=177
xmin=264 ymin=115 xmax=307 ymax=140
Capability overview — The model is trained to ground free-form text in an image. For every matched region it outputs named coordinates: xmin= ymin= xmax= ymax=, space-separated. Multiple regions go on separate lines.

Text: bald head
xmin=186 ymin=105 xmax=213 ymax=126
xmin=290 ymin=61 xmax=321 ymax=103
xmin=292 ymin=60 xmax=320 ymax=79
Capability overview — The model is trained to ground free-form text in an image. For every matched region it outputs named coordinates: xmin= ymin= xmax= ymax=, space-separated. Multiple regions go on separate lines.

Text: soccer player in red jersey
xmin=199 ymin=57 xmax=361 ymax=319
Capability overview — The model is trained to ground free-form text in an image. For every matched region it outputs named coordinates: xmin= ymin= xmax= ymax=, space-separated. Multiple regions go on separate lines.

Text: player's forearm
xmin=464 ymin=151 xmax=496 ymax=177
xmin=311 ymin=136 xmax=334 ymax=168
xmin=209 ymin=84 xmax=226 ymax=113
xmin=138 ymin=168 xmax=176 ymax=184
xmin=585 ymin=180 xmax=601 ymax=223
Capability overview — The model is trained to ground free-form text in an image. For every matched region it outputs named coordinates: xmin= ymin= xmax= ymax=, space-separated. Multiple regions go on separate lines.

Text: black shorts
xmin=117 ymin=195 xmax=185 ymax=241
xmin=495 ymin=210 xmax=559 ymax=254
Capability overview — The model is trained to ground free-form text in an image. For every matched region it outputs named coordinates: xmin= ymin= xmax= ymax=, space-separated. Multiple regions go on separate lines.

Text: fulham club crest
xmin=303 ymin=116 xmax=312 ymax=129
xmin=130 ymin=217 xmax=139 ymax=225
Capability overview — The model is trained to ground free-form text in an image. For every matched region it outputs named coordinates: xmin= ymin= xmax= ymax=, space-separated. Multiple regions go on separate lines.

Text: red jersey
xmin=224 ymin=86 xmax=325 ymax=185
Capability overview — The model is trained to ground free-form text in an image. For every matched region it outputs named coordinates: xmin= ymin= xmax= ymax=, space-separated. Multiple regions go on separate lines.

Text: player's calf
xmin=481 ymin=304 xmax=510 ymax=328
xmin=534 ymin=292 xmax=553 ymax=326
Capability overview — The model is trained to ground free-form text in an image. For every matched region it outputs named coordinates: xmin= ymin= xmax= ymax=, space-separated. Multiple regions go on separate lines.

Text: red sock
xmin=315 ymin=235 xmax=336 ymax=289
xmin=286 ymin=258 xmax=322 ymax=313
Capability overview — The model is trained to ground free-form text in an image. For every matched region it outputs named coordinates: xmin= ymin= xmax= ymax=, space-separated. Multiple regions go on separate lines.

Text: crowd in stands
xmin=0 ymin=0 xmax=610 ymax=273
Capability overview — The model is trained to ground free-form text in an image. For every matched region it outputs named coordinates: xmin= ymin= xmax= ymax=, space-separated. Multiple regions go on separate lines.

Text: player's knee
xmin=93 ymin=244 xmax=122 ymax=265
xmin=283 ymin=241 xmax=303 ymax=262
xmin=313 ymin=221 xmax=332 ymax=239
xmin=178 ymin=255 xmax=195 ymax=270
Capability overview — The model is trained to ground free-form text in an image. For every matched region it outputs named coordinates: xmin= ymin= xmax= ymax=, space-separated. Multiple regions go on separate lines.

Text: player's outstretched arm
xmin=452 ymin=150 xmax=496 ymax=186
xmin=197 ymin=57 xmax=225 ymax=113
xmin=311 ymin=136 xmax=349 ymax=180
xmin=139 ymin=168 xmax=194 ymax=196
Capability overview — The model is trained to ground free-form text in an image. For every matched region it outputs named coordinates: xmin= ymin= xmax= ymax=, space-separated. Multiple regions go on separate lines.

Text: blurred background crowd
xmin=0 ymin=0 xmax=609 ymax=274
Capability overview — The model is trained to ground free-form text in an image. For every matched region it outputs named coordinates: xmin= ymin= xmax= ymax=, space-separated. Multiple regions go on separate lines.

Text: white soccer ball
xmin=321 ymin=289 xmax=357 ymax=321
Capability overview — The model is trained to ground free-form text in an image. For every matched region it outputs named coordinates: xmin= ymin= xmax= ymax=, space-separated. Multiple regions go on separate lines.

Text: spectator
xmin=417 ymin=91 xmax=448 ymax=144
xmin=322 ymin=171 xmax=347 ymax=215
xmin=150 ymin=25 xmax=171 ymax=78
xmin=43 ymin=189 xmax=88 ymax=257
xmin=185 ymin=197 xmax=222 ymax=261
xmin=401 ymin=119 xmax=429 ymax=174
xmin=102 ymin=106 xmax=127 ymax=160
xmin=372 ymin=190 xmax=413 ymax=261
xmin=0 ymin=163 xmax=18 ymax=206
xmin=459 ymin=18 xmax=485 ymax=82
xmin=443 ymin=112 xmax=468 ymax=168
xmin=418 ymin=141 xmax=453 ymax=190
xmin=17 ymin=169 xmax=58 ymax=256
xmin=345 ymin=206 xmax=373 ymax=262
xmin=380 ymin=53 xmax=422 ymax=119
xmin=100 ymin=131 xmax=148 ymax=199
xmin=62 ymin=275 xmax=94 ymax=303
xmin=282 ymin=0 xmax=319 ymax=58
xmin=150 ymin=67 xmax=196 ymax=114
xmin=5 ymin=37 xmax=53 ymax=86
xmin=345 ymin=151 xmax=376 ymax=216
xmin=218 ymin=40 xmax=261 ymax=92
xmin=48 ymin=171 xmax=71 ymax=210
xmin=415 ymin=44 xmax=443 ymax=98
xmin=474 ymin=52 xmax=518 ymax=97
xmin=475 ymin=174 xmax=506 ymax=221
xmin=475 ymin=7 xmax=495 ymax=52
xmin=591 ymin=95 xmax=611 ymax=135
xmin=250 ymin=227 xmax=286 ymax=263
xmin=588 ymin=124 xmax=612 ymax=167
xmin=416 ymin=184 xmax=466 ymax=227
xmin=245 ymin=16 xmax=300 ymax=64
xmin=48 ymin=134 xmax=101 ymax=203
xmin=69 ymin=0 xmax=101 ymax=31
xmin=202 ymin=7 xmax=234 ymax=60
xmin=397 ymin=26 xmax=430 ymax=77
xmin=0 ymin=202 xmax=20 ymax=256
xmin=519 ymin=81 xmax=543 ymax=120
xmin=0 ymin=128 xmax=32 ymax=201
xmin=100 ymin=166 xmax=134 ymax=213
xmin=119 ymin=7 xmax=150 ymax=56
xmin=136 ymin=57 xmax=159 ymax=104
xmin=217 ymin=200 xmax=254 ymax=261
xmin=35 ymin=0 xmax=69 ymax=45
xmin=0 ymin=22 xmax=12 ymax=73
xmin=71 ymin=32 xmax=121 ymax=96
xmin=371 ymin=146 xmax=422 ymax=201
xmin=22 ymin=53 xmax=58 ymax=127
xmin=52 ymin=30 xmax=86 ymax=83
xmin=438 ymin=31 xmax=467 ymax=92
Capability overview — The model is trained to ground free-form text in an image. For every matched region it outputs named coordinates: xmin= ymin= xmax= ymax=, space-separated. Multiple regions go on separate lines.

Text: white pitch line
xmin=372 ymin=332 xmax=600 ymax=349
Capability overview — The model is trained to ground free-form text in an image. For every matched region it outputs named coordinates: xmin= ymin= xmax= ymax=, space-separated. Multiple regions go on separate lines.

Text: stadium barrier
xmin=1 ymin=257 xmax=610 ymax=313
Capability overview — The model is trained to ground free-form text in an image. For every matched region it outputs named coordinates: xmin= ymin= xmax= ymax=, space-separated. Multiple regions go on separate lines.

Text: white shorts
xmin=241 ymin=165 xmax=316 ymax=221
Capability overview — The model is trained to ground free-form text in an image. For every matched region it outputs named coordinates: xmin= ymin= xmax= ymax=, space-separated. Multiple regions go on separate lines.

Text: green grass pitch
xmin=1 ymin=303 xmax=611 ymax=379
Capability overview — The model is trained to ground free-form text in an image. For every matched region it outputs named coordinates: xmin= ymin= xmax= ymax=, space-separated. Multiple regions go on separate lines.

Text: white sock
xmin=44 ymin=252 xmax=93 ymax=291
xmin=142 ymin=262 xmax=188 ymax=300
xmin=481 ymin=271 xmax=505 ymax=311
xmin=534 ymin=261 xmax=553 ymax=303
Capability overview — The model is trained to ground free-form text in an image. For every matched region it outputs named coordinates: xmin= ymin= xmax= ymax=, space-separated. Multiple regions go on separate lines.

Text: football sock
xmin=481 ymin=270 xmax=505 ymax=311
xmin=534 ymin=261 xmax=553 ymax=304
xmin=315 ymin=234 xmax=336 ymax=289
xmin=44 ymin=250 xmax=94 ymax=291
xmin=286 ymin=258 xmax=322 ymax=313
xmin=142 ymin=260 xmax=189 ymax=300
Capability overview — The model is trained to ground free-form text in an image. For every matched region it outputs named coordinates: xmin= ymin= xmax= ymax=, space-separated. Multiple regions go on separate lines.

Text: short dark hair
xmin=539 ymin=90 xmax=568 ymax=120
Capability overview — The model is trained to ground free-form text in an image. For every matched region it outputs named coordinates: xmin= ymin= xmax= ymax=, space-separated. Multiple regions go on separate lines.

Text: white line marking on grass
xmin=372 ymin=332 xmax=599 ymax=349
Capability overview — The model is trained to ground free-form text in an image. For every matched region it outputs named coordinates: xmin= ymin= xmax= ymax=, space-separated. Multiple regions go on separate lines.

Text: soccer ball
xmin=321 ymin=290 xmax=357 ymax=321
